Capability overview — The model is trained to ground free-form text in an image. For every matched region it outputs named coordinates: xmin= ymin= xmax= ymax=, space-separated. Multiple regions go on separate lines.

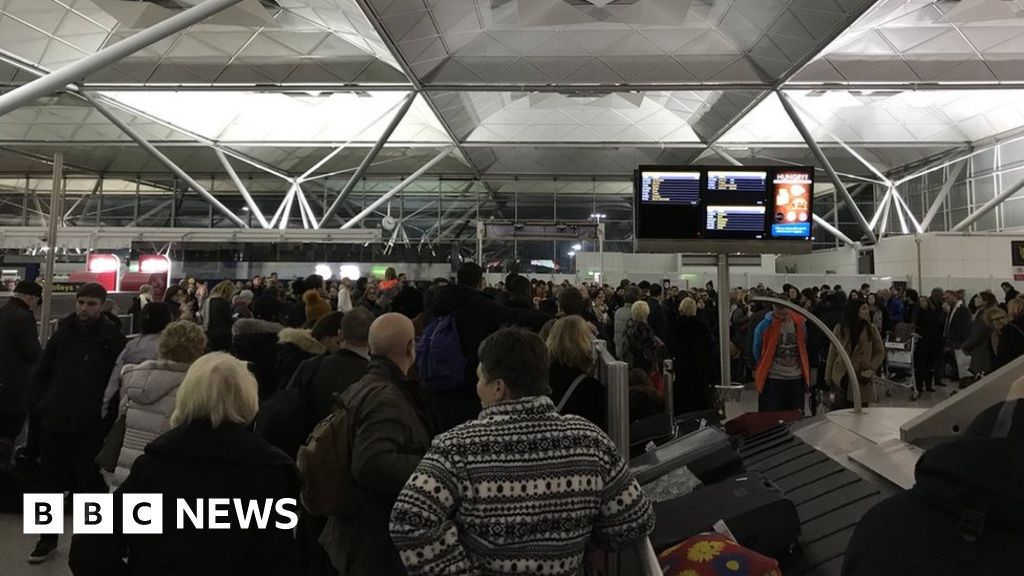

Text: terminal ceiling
xmin=2 ymin=1 xmax=1024 ymax=223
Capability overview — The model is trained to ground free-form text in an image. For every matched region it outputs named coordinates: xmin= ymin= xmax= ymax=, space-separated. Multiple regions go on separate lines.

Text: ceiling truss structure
xmin=3 ymin=0 xmax=1024 ymax=242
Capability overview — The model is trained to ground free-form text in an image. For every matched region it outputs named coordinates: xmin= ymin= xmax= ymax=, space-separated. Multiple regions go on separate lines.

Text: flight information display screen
xmin=707 ymin=170 xmax=767 ymax=193
xmin=634 ymin=165 xmax=814 ymax=244
xmin=640 ymin=171 xmax=700 ymax=205
xmin=706 ymin=206 xmax=767 ymax=235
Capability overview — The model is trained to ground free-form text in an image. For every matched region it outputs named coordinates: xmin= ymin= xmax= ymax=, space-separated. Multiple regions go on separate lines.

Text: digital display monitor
xmin=634 ymin=165 xmax=814 ymax=250
xmin=707 ymin=170 xmax=767 ymax=193
xmin=706 ymin=206 xmax=767 ymax=236
xmin=771 ymin=170 xmax=813 ymax=239
xmin=640 ymin=171 xmax=700 ymax=205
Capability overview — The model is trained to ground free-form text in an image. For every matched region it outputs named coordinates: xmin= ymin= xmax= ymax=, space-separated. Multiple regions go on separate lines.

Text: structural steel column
xmin=319 ymin=92 xmax=417 ymax=228
xmin=216 ymin=150 xmax=269 ymax=228
xmin=717 ymin=254 xmax=731 ymax=390
xmin=87 ymin=94 xmax=248 ymax=228
xmin=341 ymin=147 xmax=453 ymax=229
xmin=777 ymin=91 xmax=877 ymax=243
xmin=40 ymin=153 xmax=62 ymax=342
xmin=0 ymin=0 xmax=244 ymax=118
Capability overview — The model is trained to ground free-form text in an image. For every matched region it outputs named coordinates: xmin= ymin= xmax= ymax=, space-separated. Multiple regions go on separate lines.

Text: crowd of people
xmin=0 ymin=264 xmax=1021 ymax=575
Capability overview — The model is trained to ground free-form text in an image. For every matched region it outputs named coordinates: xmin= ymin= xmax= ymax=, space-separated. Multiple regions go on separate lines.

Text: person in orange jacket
xmin=752 ymin=302 xmax=810 ymax=413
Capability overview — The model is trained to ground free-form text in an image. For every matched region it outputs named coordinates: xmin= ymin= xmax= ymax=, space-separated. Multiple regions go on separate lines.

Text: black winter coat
xmin=549 ymin=361 xmax=606 ymax=432
xmin=231 ymin=319 xmax=283 ymax=401
xmin=916 ymin=307 xmax=946 ymax=358
xmin=0 ymin=298 xmax=41 ymax=414
xmin=69 ymin=420 xmax=299 ymax=576
xmin=669 ymin=315 xmax=714 ymax=413
xmin=32 ymin=314 xmax=126 ymax=432
xmin=205 ymin=297 xmax=234 ymax=352
xmin=254 ymin=348 xmax=370 ymax=460
xmin=994 ymin=316 xmax=1024 ymax=371
xmin=274 ymin=328 xmax=326 ymax=394
xmin=843 ymin=400 xmax=1024 ymax=576
xmin=429 ymin=284 xmax=551 ymax=429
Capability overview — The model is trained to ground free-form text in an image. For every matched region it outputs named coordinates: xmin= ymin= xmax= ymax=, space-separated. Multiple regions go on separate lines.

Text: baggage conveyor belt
xmin=736 ymin=422 xmax=900 ymax=576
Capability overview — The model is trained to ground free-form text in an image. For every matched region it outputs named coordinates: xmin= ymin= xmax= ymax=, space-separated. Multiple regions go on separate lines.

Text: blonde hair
xmin=159 ymin=320 xmax=207 ymax=364
xmin=631 ymin=300 xmax=650 ymax=322
xmin=1009 ymin=296 xmax=1024 ymax=320
xmin=210 ymin=279 xmax=236 ymax=300
xmin=678 ymin=297 xmax=697 ymax=317
xmin=170 ymin=352 xmax=258 ymax=428
xmin=546 ymin=316 xmax=595 ymax=373
xmin=984 ymin=307 xmax=1009 ymax=328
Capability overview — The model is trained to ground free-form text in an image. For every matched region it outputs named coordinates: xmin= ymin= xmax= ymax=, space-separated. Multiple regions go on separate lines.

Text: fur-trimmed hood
xmin=276 ymin=327 xmax=326 ymax=355
xmin=232 ymin=318 xmax=284 ymax=337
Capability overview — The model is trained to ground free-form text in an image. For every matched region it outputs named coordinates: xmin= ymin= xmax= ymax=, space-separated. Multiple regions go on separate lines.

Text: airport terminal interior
xmin=0 ymin=0 xmax=1023 ymax=575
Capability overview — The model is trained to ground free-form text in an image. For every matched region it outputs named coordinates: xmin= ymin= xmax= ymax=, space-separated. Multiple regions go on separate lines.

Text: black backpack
xmin=253 ymin=357 xmax=326 ymax=460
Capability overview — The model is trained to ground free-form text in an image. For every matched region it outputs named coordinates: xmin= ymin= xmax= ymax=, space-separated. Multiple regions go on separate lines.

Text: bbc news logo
xmin=24 ymin=494 xmax=298 ymax=535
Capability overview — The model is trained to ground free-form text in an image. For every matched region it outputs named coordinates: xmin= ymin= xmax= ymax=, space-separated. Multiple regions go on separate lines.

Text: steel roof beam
xmin=778 ymin=90 xmax=877 ymax=244
xmin=0 ymin=0 xmax=244 ymax=118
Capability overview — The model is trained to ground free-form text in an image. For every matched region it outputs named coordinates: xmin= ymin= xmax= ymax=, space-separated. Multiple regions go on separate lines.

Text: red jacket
xmin=753 ymin=313 xmax=810 ymax=393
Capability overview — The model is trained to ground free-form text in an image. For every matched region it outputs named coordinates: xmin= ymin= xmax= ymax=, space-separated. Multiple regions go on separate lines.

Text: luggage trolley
xmin=876 ymin=322 xmax=918 ymax=399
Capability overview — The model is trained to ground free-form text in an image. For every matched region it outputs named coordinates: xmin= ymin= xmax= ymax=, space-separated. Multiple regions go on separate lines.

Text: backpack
xmin=296 ymin=387 xmax=365 ymax=517
xmin=416 ymin=314 xmax=467 ymax=393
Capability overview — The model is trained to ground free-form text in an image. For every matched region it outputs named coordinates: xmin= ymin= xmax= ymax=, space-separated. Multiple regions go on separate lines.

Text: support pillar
xmin=717 ymin=254 xmax=731 ymax=388
xmin=40 ymin=153 xmax=62 ymax=342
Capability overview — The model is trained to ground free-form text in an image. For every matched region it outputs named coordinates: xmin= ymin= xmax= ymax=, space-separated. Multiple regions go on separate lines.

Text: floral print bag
xmin=659 ymin=532 xmax=781 ymax=576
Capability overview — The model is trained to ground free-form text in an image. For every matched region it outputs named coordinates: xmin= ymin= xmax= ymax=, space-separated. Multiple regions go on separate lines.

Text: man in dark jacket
xmin=944 ymin=290 xmax=973 ymax=385
xmin=322 ymin=313 xmax=436 ymax=576
xmin=30 ymin=282 xmax=126 ymax=564
xmin=289 ymin=308 xmax=374 ymax=425
xmin=429 ymin=263 xmax=551 ymax=430
xmin=843 ymin=397 xmax=1023 ymax=576
xmin=646 ymin=283 xmax=669 ymax=344
xmin=0 ymin=281 xmax=42 ymax=463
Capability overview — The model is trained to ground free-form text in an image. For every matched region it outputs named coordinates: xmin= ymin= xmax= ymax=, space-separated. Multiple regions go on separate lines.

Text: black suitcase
xmin=630 ymin=426 xmax=744 ymax=485
xmin=674 ymin=409 xmax=721 ymax=436
xmin=649 ymin=472 xmax=800 ymax=559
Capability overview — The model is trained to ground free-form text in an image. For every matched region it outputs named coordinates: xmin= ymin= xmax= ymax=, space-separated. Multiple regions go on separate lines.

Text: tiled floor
xmin=0 ymin=382 xmax=949 ymax=576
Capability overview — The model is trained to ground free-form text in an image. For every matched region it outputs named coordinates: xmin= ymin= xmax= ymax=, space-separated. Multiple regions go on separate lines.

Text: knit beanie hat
xmin=304 ymin=289 xmax=331 ymax=327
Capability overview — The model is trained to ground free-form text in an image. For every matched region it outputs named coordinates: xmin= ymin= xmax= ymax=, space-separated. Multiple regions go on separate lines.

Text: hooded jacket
xmin=33 ymin=314 xmax=126 ymax=432
xmin=113 ymin=359 xmax=190 ymax=486
xmin=274 ymin=328 xmax=325 ymax=393
xmin=843 ymin=400 xmax=1024 ymax=575
xmin=752 ymin=311 xmax=810 ymax=393
xmin=231 ymin=318 xmax=283 ymax=400
xmin=429 ymin=284 xmax=551 ymax=429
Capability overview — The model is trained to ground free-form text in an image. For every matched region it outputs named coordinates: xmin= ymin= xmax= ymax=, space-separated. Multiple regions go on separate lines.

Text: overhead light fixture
xmin=568 ymin=251 xmax=577 ymax=257
xmin=572 ymin=243 xmax=582 ymax=251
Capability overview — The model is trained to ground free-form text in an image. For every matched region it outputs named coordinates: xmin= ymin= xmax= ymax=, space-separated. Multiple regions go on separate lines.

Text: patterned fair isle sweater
xmin=389 ymin=396 xmax=655 ymax=576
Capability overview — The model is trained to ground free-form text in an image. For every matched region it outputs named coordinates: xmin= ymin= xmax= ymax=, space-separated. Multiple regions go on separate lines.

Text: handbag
xmin=96 ymin=408 xmax=127 ymax=473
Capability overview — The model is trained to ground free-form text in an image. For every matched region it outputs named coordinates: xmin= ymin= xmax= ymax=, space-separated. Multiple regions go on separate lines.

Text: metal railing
xmin=594 ymin=339 xmax=630 ymax=456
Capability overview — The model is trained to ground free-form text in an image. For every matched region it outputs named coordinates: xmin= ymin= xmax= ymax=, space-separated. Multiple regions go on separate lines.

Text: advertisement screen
xmin=771 ymin=170 xmax=813 ymax=239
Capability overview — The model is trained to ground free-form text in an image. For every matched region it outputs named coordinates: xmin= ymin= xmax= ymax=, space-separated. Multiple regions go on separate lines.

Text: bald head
xmin=369 ymin=313 xmax=416 ymax=374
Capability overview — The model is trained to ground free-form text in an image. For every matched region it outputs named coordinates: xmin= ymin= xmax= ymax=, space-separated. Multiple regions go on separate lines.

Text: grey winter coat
xmin=113 ymin=359 xmax=189 ymax=487
xmin=102 ymin=334 xmax=161 ymax=419
xmin=613 ymin=306 xmax=632 ymax=359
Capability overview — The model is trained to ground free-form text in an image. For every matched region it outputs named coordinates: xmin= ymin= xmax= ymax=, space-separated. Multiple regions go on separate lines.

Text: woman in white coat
xmin=112 ymin=320 xmax=207 ymax=486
